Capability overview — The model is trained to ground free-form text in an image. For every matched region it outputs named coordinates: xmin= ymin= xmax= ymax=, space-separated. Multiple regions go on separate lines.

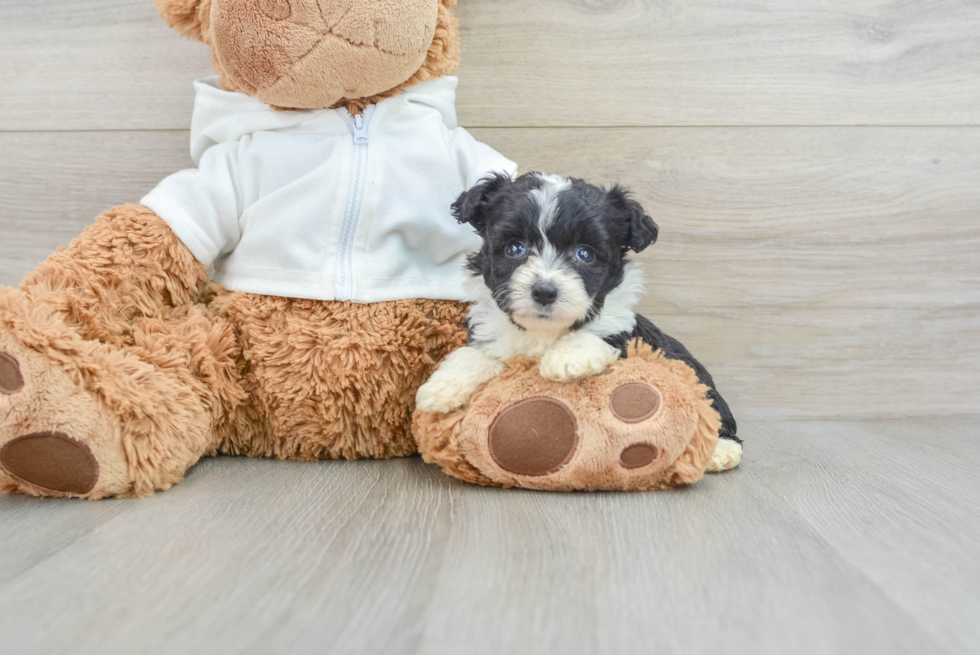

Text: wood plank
xmin=412 ymin=448 xmax=941 ymax=655
xmin=2 ymin=127 xmax=977 ymax=419
xmin=0 ymin=0 xmax=213 ymax=132
xmin=0 ymin=421 xmax=955 ymax=654
xmin=0 ymin=131 xmax=194 ymax=285
xmin=2 ymin=0 xmax=980 ymax=130
xmin=457 ymin=0 xmax=980 ymax=127
xmin=489 ymin=125 xmax=980 ymax=420
xmin=0 ymin=495 xmax=128 ymax=586
xmin=749 ymin=416 xmax=980 ymax=653
xmin=0 ymin=458 xmax=461 ymax=654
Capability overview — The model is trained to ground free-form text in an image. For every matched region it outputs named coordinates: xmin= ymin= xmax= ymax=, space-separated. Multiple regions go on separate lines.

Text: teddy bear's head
xmin=157 ymin=0 xmax=460 ymax=111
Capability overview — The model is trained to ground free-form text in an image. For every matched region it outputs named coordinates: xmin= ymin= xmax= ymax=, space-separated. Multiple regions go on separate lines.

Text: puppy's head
xmin=454 ymin=172 xmax=658 ymax=332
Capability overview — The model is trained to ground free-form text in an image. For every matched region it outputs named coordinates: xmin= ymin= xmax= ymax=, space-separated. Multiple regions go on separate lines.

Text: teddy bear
xmin=0 ymin=0 xmax=739 ymax=499
xmin=0 ymin=0 xmax=519 ymax=499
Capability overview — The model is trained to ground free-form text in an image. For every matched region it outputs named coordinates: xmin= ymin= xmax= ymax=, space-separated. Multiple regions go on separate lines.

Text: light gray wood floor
xmin=0 ymin=416 xmax=978 ymax=654
xmin=2 ymin=1 xmax=980 ymax=653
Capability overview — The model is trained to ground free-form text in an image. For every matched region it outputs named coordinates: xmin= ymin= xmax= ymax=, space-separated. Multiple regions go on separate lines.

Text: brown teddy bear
xmin=0 ymin=0 xmax=733 ymax=498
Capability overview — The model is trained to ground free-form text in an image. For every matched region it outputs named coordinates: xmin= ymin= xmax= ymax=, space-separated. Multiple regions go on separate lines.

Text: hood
xmin=189 ymin=75 xmax=461 ymax=164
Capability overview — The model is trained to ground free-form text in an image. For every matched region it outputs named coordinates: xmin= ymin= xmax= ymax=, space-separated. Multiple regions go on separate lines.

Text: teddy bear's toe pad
xmin=610 ymin=383 xmax=660 ymax=423
xmin=620 ymin=442 xmax=660 ymax=469
xmin=0 ymin=432 xmax=99 ymax=494
xmin=0 ymin=352 xmax=24 ymax=395
xmin=489 ymin=397 xmax=578 ymax=476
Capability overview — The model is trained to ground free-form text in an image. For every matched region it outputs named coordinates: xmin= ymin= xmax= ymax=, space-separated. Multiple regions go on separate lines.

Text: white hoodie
xmin=141 ymin=76 xmax=516 ymax=303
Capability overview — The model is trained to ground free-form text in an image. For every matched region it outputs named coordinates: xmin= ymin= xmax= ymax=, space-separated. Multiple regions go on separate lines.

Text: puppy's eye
xmin=574 ymin=247 xmax=596 ymax=264
xmin=505 ymin=241 xmax=527 ymax=258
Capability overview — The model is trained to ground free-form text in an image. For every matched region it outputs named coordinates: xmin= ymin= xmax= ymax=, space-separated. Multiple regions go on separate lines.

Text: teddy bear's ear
xmin=607 ymin=185 xmax=659 ymax=253
xmin=156 ymin=0 xmax=209 ymax=43
xmin=452 ymin=172 xmax=512 ymax=235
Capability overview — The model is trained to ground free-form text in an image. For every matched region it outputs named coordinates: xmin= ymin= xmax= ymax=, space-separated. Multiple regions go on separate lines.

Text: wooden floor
xmin=2 ymin=0 xmax=980 ymax=653
xmin=0 ymin=416 xmax=976 ymax=654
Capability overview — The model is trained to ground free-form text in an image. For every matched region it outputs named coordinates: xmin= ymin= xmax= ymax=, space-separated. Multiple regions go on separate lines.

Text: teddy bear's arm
xmin=141 ymin=142 xmax=245 ymax=268
xmin=445 ymin=126 xmax=519 ymax=188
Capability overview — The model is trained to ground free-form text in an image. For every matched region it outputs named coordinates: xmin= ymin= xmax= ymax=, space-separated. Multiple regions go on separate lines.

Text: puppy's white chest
xmin=485 ymin=328 xmax=565 ymax=360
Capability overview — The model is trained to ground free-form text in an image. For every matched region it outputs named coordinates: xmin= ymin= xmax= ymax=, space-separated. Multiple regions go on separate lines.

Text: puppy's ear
xmin=607 ymin=185 xmax=659 ymax=253
xmin=156 ymin=0 xmax=210 ymax=43
xmin=452 ymin=172 xmax=511 ymax=235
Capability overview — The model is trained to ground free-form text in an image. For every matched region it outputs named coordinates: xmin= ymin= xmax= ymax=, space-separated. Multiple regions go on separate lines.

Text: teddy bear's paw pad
xmin=0 ymin=352 xmax=24 ymax=395
xmin=0 ymin=432 xmax=99 ymax=495
xmin=619 ymin=442 xmax=660 ymax=469
xmin=488 ymin=398 xmax=578 ymax=476
xmin=609 ymin=383 xmax=661 ymax=424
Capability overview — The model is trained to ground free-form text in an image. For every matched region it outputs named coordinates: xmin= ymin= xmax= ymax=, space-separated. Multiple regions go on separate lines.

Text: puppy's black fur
xmin=454 ymin=172 xmax=738 ymax=444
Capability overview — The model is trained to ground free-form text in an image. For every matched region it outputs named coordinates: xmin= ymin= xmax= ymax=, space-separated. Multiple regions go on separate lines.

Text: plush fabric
xmin=1 ymin=208 xmax=467 ymax=498
xmin=0 ymin=0 xmax=472 ymax=498
xmin=157 ymin=0 xmax=460 ymax=113
xmin=413 ymin=342 xmax=721 ymax=492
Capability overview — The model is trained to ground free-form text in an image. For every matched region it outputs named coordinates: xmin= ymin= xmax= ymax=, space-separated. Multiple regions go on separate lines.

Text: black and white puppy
xmin=416 ymin=172 xmax=741 ymax=470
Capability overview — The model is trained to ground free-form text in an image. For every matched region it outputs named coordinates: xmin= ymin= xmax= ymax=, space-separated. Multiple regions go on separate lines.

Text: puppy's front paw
xmin=415 ymin=347 xmax=505 ymax=414
xmin=416 ymin=378 xmax=471 ymax=414
xmin=539 ymin=336 xmax=620 ymax=383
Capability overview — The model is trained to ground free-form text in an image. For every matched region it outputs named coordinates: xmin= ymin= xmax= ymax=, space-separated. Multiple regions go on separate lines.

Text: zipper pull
xmin=352 ymin=113 xmax=369 ymax=145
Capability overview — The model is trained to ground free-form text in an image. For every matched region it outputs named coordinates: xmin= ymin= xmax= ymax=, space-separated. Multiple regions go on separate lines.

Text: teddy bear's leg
xmin=414 ymin=346 xmax=725 ymax=492
xmin=210 ymin=295 xmax=468 ymax=461
xmin=0 ymin=205 xmax=241 ymax=497
xmin=18 ymin=204 xmax=210 ymax=343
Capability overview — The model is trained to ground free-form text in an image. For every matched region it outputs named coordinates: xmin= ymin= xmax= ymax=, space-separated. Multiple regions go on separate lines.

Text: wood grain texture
xmin=0 ymin=417 xmax=976 ymax=655
xmin=490 ymin=126 xmax=980 ymax=420
xmin=2 ymin=0 xmax=980 ymax=131
xmin=750 ymin=417 xmax=980 ymax=654
xmin=2 ymin=128 xmax=977 ymax=419
xmin=0 ymin=131 xmax=189 ymax=283
xmin=1 ymin=3 xmax=977 ymax=654
xmin=456 ymin=0 xmax=980 ymax=127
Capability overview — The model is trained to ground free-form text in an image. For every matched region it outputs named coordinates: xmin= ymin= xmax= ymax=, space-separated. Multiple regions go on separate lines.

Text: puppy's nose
xmin=532 ymin=282 xmax=559 ymax=306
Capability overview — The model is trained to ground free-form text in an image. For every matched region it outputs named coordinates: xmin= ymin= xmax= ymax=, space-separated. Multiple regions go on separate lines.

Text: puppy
xmin=416 ymin=172 xmax=741 ymax=470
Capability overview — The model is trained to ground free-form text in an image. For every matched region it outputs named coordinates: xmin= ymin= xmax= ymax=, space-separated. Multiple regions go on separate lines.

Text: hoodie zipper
xmin=335 ymin=105 xmax=375 ymax=301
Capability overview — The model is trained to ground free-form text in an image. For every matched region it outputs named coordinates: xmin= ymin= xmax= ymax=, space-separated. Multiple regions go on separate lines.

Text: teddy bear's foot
xmin=1 ymin=284 xmax=233 ymax=498
xmin=414 ymin=345 xmax=723 ymax=492
xmin=705 ymin=438 xmax=742 ymax=473
xmin=0 ymin=335 xmax=128 ymax=499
